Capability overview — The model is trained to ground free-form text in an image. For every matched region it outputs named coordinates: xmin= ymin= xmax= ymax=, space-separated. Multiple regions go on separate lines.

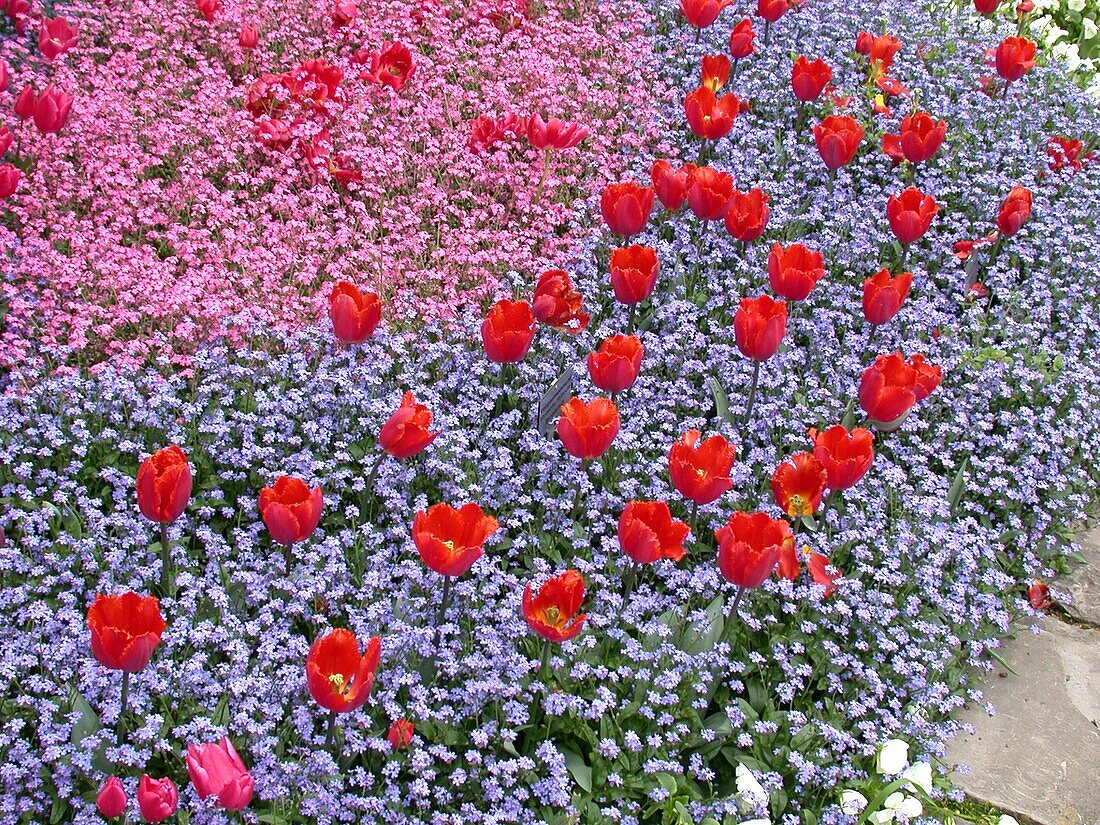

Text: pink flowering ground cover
xmin=0 ymin=0 xmax=665 ymax=374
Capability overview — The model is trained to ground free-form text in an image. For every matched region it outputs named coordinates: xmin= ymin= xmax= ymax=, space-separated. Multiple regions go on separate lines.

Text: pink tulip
xmin=33 ymin=86 xmax=74 ymax=134
xmin=0 ymin=163 xmax=20 ymax=198
xmin=137 ymin=775 xmax=178 ymax=823
xmin=96 ymin=777 xmax=127 ymax=819
xmin=38 ymin=17 xmax=77 ymax=60
xmin=13 ymin=85 xmax=36 ymax=121
xmin=186 ymin=736 xmax=255 ymax=810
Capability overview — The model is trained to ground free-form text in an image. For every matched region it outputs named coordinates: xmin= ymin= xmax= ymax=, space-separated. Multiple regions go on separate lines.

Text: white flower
xmin=840 ymin=790 xmax=868 ymax=815
xmin=885 ymin=792 xmax=923 ymax=819
xmin=901 ymin=761 xmax=933 ymax=795
xmin=876 ymin=739 xmax=909 ymax=775
xmin=1082 ymin=17 xmax=1098 ymax=39
xmin=735 ymin=764 xmax=768 ymax=812
xmin=1068 ymin=0 xmax=1086 ymax=11
xmin=997 ymin=816 xmax=1020 ymax=825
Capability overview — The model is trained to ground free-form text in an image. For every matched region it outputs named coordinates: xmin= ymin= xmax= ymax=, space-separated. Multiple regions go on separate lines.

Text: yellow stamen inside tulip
xmin=788 ymin=495 xmax=809 ymax=518
xmin=328 ymin=673 xmax=353 ymax=697
xmin=541 ymin=606 xmax=561 ymax=628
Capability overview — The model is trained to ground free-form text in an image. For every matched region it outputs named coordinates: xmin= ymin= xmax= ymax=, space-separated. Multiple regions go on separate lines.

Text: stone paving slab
xmin=947 ymin=618 xmax=1100 ymax=825
xmin=1061 ymin=532 xmax=1100 ymax=627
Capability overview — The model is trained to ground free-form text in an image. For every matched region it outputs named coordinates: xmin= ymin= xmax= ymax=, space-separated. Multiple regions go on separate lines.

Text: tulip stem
xmin=820 ymin=490 xmax=837 ymax=538
xmin=117 ymin=671 xmax=130 ymax=749
xmin=540 ymin=639 xmax=552 ymax=683
xmin=742 ymin=360 xmax=762 ymax=430
xmin=627 ymin=303 xmax=637 ymax=333
xmin=433 ymin=575 xmax=453 ymax=648
xmin=690 ymin=500 xmax=699 ymax=537
xmin=622 ymin=562 xmax=640 ymax=607
xmin=764 ymin=21 xmax=770 ymax=46
xmin=534 ymin=148 xmax=550 ymax=203
xmin=324 ymin=709 xmax=338 ymax=751
xmin=899 ymin=243 xmax=910 ymax=270
xmin=159 ymin=522 xmax=172 ymax=596
xmin=283 ymin=542 xmax=293 ymax=574
xmin=366 ymin=451 xmax=387 ymax=489
xmin=729 ymin=586 xmax=746 ymax=620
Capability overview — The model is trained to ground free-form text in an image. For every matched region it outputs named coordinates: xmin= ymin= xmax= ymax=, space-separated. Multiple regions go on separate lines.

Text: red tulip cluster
xmin=14 ymin=84 xmax=74 ymax=133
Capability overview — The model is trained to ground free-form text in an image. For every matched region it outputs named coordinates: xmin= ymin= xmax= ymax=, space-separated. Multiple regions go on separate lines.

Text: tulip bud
xmin=0 ymin=163 xmax=21 ymax=199
xmin=14 ymin=85 xmax=36 ymax=120
xmin=238 ymin=24 xmax=259 ymax=49
xmin=96 ymin=776 xmax=127 ymax=819
xmin=387 ymin=718 xmax=415 ymax=749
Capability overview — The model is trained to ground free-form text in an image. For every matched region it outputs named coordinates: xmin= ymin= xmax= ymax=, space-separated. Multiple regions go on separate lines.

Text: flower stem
xmin=534 ymin=148 xmax=550 ymax=203
xmin=622 ymin=561 xmax=640 ymax=607
xmin=540 ymin=639 xmax=552 ymax=683
xmin=366 ymin=451 xmax=387 ymax=489
xmin=728 ymin=586 xmax=746 ymax=620
xmin=742 ymin=359 xmax=762 ymax=430
xmin=324 ymin=709 xmax=338 ymax=751
xmin=116 ymin=671 xmax=130 ymax=748
xmin=159 ymin=522 xmax=172 ymax=596
xmin=432 ymin=575 xmax=453 ymax=653
xmin=690 ymin=500 xmax=699 ymax=538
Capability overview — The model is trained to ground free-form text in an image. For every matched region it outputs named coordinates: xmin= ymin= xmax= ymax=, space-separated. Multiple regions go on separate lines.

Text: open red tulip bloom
xmin=715 ymin=511 xmax=793 ymax=589
xmin=259 ymin=476 xmax=323 ymax=546
xmin=771 ymin=452 xmax=828 ymax=517
xmin=618 ymin=500 xmax=690 ymax=564
xmin=87 ymin=592 xmax=166 ymax=672
xmin=668 ymin=430 xmax=735 ymax=505
xmin=556 ymin=397 xmax=620 ymax=459
xmin=522 ymin=569 xmax=586 ymax=643
xmin=306 ymin=628 xmax=382 ymax=713
xmin=412 ymin=502 xmax=499 ymax=577
xmin=809 ymin=425 xmax=875 ymax=490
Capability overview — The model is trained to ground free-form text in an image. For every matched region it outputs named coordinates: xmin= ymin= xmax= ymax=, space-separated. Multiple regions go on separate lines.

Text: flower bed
xmin=0 ymin=0 xmax=661 ymax=375
xmin=3 ymin=0 xmax=1100 ymax=823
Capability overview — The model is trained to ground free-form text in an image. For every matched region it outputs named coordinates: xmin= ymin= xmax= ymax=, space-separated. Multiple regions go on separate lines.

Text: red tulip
xmin=756 ymin=0 xmax=789 ymax=23
xmin=609 ymin=245 xmax=659 ymax=304
xmin=668 ymin=430 xmax=735 ymax=505
xmin=771 ymin=452 xmax=827 ymax=517
xmin=195 ymin=0 xmax=221 ymax=21
xmin=33 ymin=85 xmax=73 ymax=133
xmin=681 ymin=0 xmax=734 ymax=28
xmin=556 ymin=397 xmax=620 ymax=459
xmin=526 ymin=114 xmax=589 ymax=151
xmin=332 ymin=0 xmax=357 ymax=29
xmin=97 ymin=777 xmax=127 ymax=819
xmin=378 ymin=392 xmax=437 ymax=459
xmin=238 ymin=24 xmax=259 ymax=49
xmin=724 ymin=187 xmax=770 ymax=243
xmin=734 ymin=295 xmax=787 ymax=361
xmin=13 ymin=85 xmax=36 ymax=120
xmin=809 ymin=425 xmax=874 ymax=490
xmin=136 ymin=445 xmax=192 ymax=524
xmin=600 ymin=181 xmax=654 ymax=237
xmin=359 ymin=42 xmax=415 ymax=92
xmin=715 ymin=511 xmax=793 ymax=588
xmin=995 ymin=36 xmax=1036 ymax=82
xmin=0 ymin=163 xmax=21 ymax=198
xmin=185 ymin=737 xmax=254 ymax=811
xmin=523 ymin=570 xmax=586 ymax=643
xmin=997 ymin=185 xmax=1032 ymax=237
xmin=858 ymin=33 xmax=902 ymax=72
xmin=1047 ymin=136 xmax=1086 ymax=173
xmin=899 ymin=112 xmax=947 ymax=163
xmin=974 ymin=0 xmax=998 ymax=12
xmin=137 ymin=775 xmax=178 ymax=823
xmin=909 ymin=353 xmax=942 ymax=399
xmin=813 ymin=115 xmax=863 ymax=170
xmin=862 ymin=269 xmax=913 ymax=325
xmin=0 ymin=61 xmax=8 ymax=93
xmin=618 ymin=500 xmax=690 ymax=564
xmin=412 ymin=502 xmax=499 ymax=577
xmin=1028 ymin=580 xmax=1051 ymax=610
xmin=791 ymin=56 xmax=831 ymax=102
xmin=328 ymin=281 xmax=382 ymax=344
xmin=860 ymin=352 xmax=939 ymax=425
xmin=687 ymin=165 xmax=734 ymax=221
xmin=1017 ymin=0 xmax=1034 ymax=12
xmin=768 ymin=242 xmax=824 ymax=301
xmin=38 ymin=17 xmax=77 ymax=60
xmin=481 ymin=299 xmax=536 ymax=363
xmin=701 ymin=54 xmax=731 ymax=91
xmin=532 ymin=269 xmax=589 ymax=333
xmin=650 ymin=159 xmax=692 ymax=211
xmin=587 ymin=334 xmax=644 ymax=394
xmin=881 ymin=132 xmax=905 ymax=164
xmin=0 ymin=126 xmax=11 ymax=156
xmin=387 ymin=719 xmax=414 ymax=749
xmin=788 ymin=549 xmax=840 ymax=595
xmin=306 ymin=628 xmax=381 ymax=713
xmin=777 ymin=540 xmax=800 ymax=580
xmin=887 ymin=187 xmax=937 ymax=245
xmin=728 ymin=18 xmax=756 ymax=59
xmin=258 ymin=476 xmax=323 ymax=546
xmin=87 ymin=592 xmax=166 ymax=672
xmin=685 ymin=86 xmax=739 ymax=141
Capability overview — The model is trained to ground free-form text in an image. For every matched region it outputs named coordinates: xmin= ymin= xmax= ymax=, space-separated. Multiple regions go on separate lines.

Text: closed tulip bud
xmin=700 ymin=54 xmax=731 ymax=91
xmin=997 ymin=185 xmax=1032 ymax=237
xmin=137 ymin=775 xmax=178 ymax=823
xmin=681 ymin=0 xmax=734 ymax=28
xmin=668 ymin=430 xmax=735 ymax=505
xmin=0 ymin=62 xmax=8 ymax=93
xmin=33 ymin=85 xmax=74 ymax=133
xmin=523 ymin=569 xmax=586 ymax=642
xmin=791 ymin=56 xmax=831 ymax=102
xmin=532 ymin=269 xmax=588 ymax=333
xmin=995 ymin=36 xmax=1036 ymax=83
xmin=195 ymin=0 xmax=221 ymax=21
xmin=587 ymin=334 xmax=643 ymax=394
xmin=813 ymin=114 xmax=863 ymax=170
xmin=306 ymin=628 xmax=381 ymax=713
xmin=378 ymin=391 xmax=438 ymax=459
xmin=724 ymin=187 xmax=770 ymax=243
xmin=619 ymin=500 xmax=690 ymax=565
xmin=899 ymin=112 xmax=946 ymax=163
xmin=556 ymin=397 xmax=620 ymax=460
xmin=771 ymin=452 xmax=827 ymax=517
xmin=0 ymin=162 xmax=20 ymax=198
xmin=650 ymin=159 xmax=692 ymax=211
xmin=600 ymin=181 xmax=655 ymax=237
xmin=687 ymin=165 xmax=734 ymax=221
xmin=136 ymin=445 xmax=192 ymax=523
xmin=715 ymin=511 xmax=793 ymax=588
xmin=974 ymin=0 xmax=998 ymax=12
xmin=38 ymin=17 xmax=77 ymax=61
xmin=855 ymin=31 xmax=873 ymax=55
xmin=238 ymin=24 xmax=259 ymax=49
xmin=609 ymin=245 xmax=659 ymax=304
xmin=412 ymin=502 xmax=499 ymax=577
xmin=1028 ymin=580 xmax=1051 ymax=610
xmin=728 ymin=18 xmax=756 ymax=59
xmin=756 ymin=0 xmax=790 ymax=23
xmin=258 ymin=476 xmax=323 ymax=546
xmin=887 ymin=187 xmax=937 ymax=245
xmin=734 ymin=295 xmax=786 ymax=361
xmin=87 ymin=592 xmax=166 ymax=672
xmin=685 ymin=86 xmax=739 ymax=141
xmin=328 ymin=281 xmax=382 ymax=344
xmin=862 ymin=269 xmax=913 ymax=325
xmin=768 ymin=242 xmax=825 ymax=301
xmin=810 ymin=425 xmax=875 ymax=490
xmin=332 ymin=0 xmax=357 ymax=29
xmin=96 ymin=777 xmax=127 ymax=819
xmin=526 ymin=113 xmax=589 ymax=151
xmin=186 ymin=737 xmax=254 ymax=811
xmin=387 ymin=718 xmax=414 ymax=749
xmin=14 ymin=85 xmax=36 ymax=120
xmin=1016 ymin=0 xmax=1034 ymax=14
xmin=481 ymin=299 xmax=535 ymax=363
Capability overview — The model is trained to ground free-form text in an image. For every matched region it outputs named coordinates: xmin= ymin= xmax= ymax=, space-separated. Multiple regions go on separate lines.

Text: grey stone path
xmin=946 ymin=536 xmax=1100 ymax=825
